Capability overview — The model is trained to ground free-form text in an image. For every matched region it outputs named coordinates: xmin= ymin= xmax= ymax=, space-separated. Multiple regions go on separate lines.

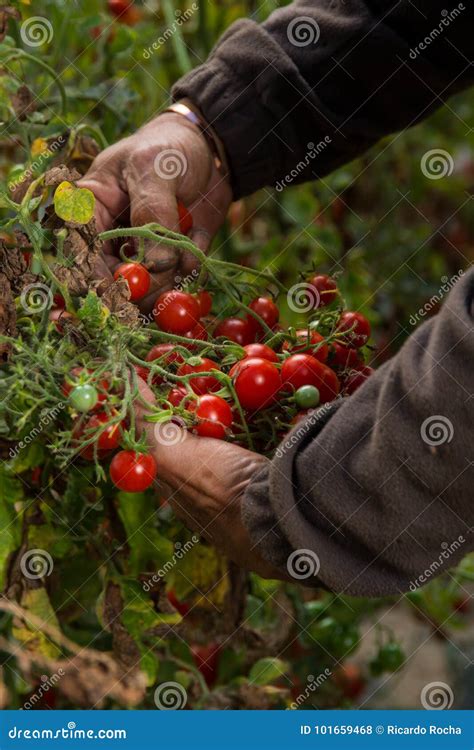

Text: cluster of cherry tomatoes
xmin=63 ymin=262 xmax=374 ymax=493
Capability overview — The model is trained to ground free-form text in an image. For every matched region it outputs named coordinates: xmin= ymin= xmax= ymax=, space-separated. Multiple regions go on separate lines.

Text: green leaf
xmin=0 ymin=466 xmax=22 ymax=589
xmin=248 ymin=658 xmax=288 ymax=686
xmin=12 ymin=588 xmax=61 ymax=660
xmin=53 ymin=180 xmax=95 ymax=224
xmin=77 ymin=291 xmax=110 ymax=333
xmin=117 ymin=492 xmax=174 ymax=575
xmin=8 ymin=442 xmax=44 ymax=474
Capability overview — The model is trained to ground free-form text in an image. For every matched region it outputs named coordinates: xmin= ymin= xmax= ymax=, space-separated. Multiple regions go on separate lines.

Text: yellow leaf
xmin=30 ymin=138 xmax=48 ymax=157
xmin=54 ymin=180 xmax=95 ymax=225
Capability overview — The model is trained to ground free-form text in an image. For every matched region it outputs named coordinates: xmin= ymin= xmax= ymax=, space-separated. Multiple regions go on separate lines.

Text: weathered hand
xmin=135 ymin=381 xmax=285 ymax=580
xmin=79 ymin=110 xmax=232 ymax=313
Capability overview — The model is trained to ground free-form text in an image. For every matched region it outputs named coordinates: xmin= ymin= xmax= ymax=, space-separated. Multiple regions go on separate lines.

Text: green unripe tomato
xmin=69 ymin=384 xmax=98 ymax=412
xmin=295 ymin=384 xmax=320 ymax=409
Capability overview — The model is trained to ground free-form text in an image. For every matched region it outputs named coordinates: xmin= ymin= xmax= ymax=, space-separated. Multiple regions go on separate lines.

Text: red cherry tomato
xmin=167 ymin=386 xmax=190 ymax=407
xmin=83 ymin=412 xmax=124 ymax=452
xmin=49 ymin=308 xmax=74 ymax=333
xmin=333 ymin=663 xmax=366 ymax=700
xmin=154 ymin=291 xmax=201 ymax=334
xmin=282 ymin=329 xmax=329 ymax=363
xmin=109 ymin=451 xmax=157 ymax=492
xmin=281 ymin=354 xmax=340 ymax=403
xmin=192 ymin=394 xmax=233 ymax=439
xmin=177 ymin=201 xmax=193 ymax=235
xmin=242 ymin=343 xmax=278 ymax=363
xmin=114 ymin=263 xmax=150 ymax=301
xmin=167 ymin=589 xmax=190 ymax=616
xmin=214 ymin=317 xmax=254 ymax=346
xmin=307 ymin=274 xmax=338 ymax=308
xmin=337 ymin=311 xmax=371 ymax=348
xmin=108 ymin=0 xmax=132 ymax=16
xmin=145 ymin=343 xmax=183 ymax=384
xmin=329 ymin=342 xmax=362 ymax=370
xmin=343 ymin=365 xmax=374 ymax=395
xmin=233 ymin=357 xmax=281 ymax=412
xmin=246 ymin=296 xmax=279 ymax=334
xmin=134 ymin=364 xmax=150 ymax=381
xmin=191 ymin=643 xmax=221 ymax=687
xmin=182 ymin=322 xmax=208 ymax=346
xmin=178 ymin=358 xmax=221 ymax=395
xmin=146 ymin=343 xmax=183 ymax=366
xmin=196 ymin=290 xmax=212 ymax=317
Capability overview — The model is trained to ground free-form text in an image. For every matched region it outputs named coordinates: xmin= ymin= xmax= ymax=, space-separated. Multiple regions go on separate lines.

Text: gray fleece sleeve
xmin=242 ymin=268 xmax=474 ymax=597
xmin=173 ymin=0 xmax=474 ymax=197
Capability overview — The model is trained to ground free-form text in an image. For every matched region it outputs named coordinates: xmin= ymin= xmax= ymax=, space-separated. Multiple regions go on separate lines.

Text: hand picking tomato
xmin=337 ymin=311 xmax=371 ymax=348
xmin=109 ymin=450 xmax=157 ymax=492
xmin=114 ymin=262 xmax=151 ymax=301
xmin=281 ymin=354 xmax=340 ymax=403
xmin=178 ymin=358 xmax=221 ymax=395
xmin=193 ymin=394 xmax=233 ymax=439
xmin=177 ymin=201 xmax=193 ymax=235
xmin=307 ymin=274 xmax=338 ymax=308
xmin=153 ymin=291 xmax=201 ymax=334
xmin=233 ymin=357 xmax=281 ymax=411
xmin=214 ymin=317 xmax=254 ymax=346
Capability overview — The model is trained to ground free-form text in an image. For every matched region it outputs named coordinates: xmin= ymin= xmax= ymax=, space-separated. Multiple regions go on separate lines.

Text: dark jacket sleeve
xmin=241 ymin=268 xmax=474 ymax=597
xmin=172 ymin=0 xmax=474 ymax=198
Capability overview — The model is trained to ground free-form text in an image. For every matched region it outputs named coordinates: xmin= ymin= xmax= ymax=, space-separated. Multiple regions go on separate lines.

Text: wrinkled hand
xmin=79 ymin=111 xmax=232 ymax=312
xmin=135 ymin=380 xmax=286 ymax=580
